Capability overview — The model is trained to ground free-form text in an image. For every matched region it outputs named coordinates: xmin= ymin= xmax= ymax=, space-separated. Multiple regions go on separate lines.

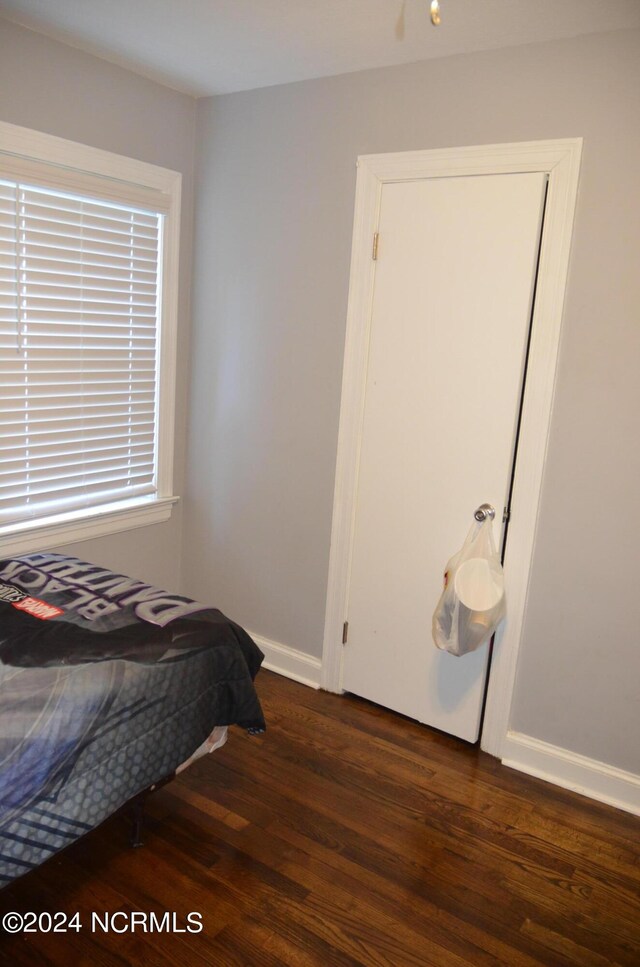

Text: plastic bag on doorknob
xmin=432 ymin=517 xmax=506 ymax=657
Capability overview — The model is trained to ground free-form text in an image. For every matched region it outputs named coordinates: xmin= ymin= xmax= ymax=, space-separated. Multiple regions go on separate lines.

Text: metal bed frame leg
xmin=129 ymin=795 xmax=146 ymax=848
xmin=127 ymin=772 xmax=175 ymax=848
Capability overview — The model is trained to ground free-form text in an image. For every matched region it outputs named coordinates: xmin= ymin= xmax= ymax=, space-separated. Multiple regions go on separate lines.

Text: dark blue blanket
xmin=0 ymin=553 xmax=264 ymax=885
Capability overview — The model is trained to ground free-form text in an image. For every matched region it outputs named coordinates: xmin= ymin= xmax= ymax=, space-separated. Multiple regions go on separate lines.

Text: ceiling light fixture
xmin=430 ymin=0 xmax=442 ymax=26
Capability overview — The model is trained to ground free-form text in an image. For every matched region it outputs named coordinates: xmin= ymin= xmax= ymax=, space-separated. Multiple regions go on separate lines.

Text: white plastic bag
xmin=432 ymin=517 xmax=506 ymax=657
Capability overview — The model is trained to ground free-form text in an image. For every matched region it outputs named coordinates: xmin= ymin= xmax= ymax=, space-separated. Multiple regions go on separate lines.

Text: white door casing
xmin=321 ymin=139 xmax=582 ymax=757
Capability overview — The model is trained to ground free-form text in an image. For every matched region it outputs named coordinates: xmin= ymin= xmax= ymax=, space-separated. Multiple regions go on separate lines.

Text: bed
xmin=0 ymin=552 xmax=265 ymax=886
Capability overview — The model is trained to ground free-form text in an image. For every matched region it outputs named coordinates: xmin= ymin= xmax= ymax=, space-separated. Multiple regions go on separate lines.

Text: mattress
xmin=0 ymin=552 xmax=265 ymax=886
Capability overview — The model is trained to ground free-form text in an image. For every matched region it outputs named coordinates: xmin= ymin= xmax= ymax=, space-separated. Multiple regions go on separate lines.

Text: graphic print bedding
xmin=0 ymin=553 xmax=265 ymax=886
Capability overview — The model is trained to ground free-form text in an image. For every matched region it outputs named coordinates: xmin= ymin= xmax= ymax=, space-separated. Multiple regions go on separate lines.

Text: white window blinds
xmin=0 ymin=179 xmax=163 ymax=526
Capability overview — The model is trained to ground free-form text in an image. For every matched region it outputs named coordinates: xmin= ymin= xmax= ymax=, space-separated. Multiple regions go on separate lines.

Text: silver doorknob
xmin=474 ymin=503 xmax=495 ymax=522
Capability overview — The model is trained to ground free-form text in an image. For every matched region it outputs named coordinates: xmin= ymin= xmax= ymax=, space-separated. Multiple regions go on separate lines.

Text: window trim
xmin=0 ymin=121 xmax=181 ymax=555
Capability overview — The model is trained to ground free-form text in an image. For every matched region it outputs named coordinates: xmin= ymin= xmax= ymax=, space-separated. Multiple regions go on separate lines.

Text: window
xmin=0 ymin=122 xmax=181 ymax=554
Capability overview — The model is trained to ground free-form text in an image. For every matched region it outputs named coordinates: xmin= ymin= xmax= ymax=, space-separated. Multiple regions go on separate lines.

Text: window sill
xmin=0 ymin=496 xmax=179 ymax=558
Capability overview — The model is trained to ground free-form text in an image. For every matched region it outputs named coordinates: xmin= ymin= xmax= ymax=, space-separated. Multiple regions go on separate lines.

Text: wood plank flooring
xmin=1 ymin=670 xmax=638 ymax=966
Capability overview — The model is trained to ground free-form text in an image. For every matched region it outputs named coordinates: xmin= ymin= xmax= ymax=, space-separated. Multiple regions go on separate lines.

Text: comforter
xmin=0 ymin=553 xmax=265 ymax=886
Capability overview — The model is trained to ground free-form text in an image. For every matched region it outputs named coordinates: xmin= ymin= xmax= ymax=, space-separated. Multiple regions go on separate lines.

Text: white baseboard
xmin=249 ymin=632 xmax=321 ymax=689
xmin=502 ymin=731 xmax=640 ymax=816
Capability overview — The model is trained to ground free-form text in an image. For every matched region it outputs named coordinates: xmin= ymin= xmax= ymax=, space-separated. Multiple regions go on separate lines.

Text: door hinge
xmin=342 ymin=621 xmax=349 ymax=645
xmin=372 ymin=233 xmax=379 ymax=261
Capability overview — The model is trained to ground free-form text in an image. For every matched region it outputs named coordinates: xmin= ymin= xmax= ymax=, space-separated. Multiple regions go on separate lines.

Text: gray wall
xmin=186 ymin=28 xmax=640 ymax=773
xmin=2 ymin=17 xmax=636 ymax=775
xmin=0 ymin=19 xmax=196 ymax=591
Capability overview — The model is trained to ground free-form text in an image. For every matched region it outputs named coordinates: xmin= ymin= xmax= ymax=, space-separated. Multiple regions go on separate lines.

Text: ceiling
xmin=1 ymin=0 xmax=639 ymax=97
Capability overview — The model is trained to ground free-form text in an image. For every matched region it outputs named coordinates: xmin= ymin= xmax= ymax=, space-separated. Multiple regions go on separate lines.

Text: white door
xmin=342 ymin=171 xmax=547 ymax=742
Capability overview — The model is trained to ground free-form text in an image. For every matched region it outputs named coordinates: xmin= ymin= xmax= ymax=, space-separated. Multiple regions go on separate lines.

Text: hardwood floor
xmin=1 ymin=669 xmax=639 ymax=966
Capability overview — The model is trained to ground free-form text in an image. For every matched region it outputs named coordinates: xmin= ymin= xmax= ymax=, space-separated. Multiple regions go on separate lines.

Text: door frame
xmin=321 ymin=138 xmax=582 ymax=758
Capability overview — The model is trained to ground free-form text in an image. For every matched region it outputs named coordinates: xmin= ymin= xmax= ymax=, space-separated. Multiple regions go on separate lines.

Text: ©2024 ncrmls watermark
xmin=2 ymin=910 xmax=204 ymax=935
